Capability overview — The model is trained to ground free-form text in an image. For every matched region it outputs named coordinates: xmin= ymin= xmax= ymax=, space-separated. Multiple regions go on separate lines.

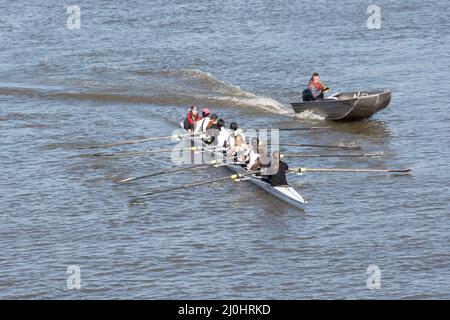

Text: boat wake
xmin=133 ymin=68 xmax=289 ymax=114
xmin=1 ymin=68 xmax=290 ymax=115
xmin=293 ymin=109 xmax=326 ymax=121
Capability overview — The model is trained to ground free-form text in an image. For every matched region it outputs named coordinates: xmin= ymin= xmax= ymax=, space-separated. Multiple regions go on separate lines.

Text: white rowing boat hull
xmin=182 ymin=129 xmax=306 ymax=210
xmin=222 ymin=163 xmax=306 ymax=210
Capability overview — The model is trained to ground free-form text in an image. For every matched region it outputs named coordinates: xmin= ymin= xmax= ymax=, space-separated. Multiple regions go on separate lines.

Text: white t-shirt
xmin=194 ymin=117 xmax=210 ymax=133
xmin=245 ymin=148 xmax=260 ymax=170
xmin=233 ymin=129 xmax=246 ymax=145
xmin=216 ymin=127 xmax=233 ymax=148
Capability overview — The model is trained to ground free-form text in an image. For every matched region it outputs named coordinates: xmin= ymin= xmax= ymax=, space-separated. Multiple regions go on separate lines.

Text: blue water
xmin=0 ymin=0 xmax=449 ymax=299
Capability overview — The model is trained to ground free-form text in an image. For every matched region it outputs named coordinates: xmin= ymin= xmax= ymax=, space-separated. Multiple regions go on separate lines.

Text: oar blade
xmin=78 ymin=132 xmax=202 ymax=149
xmin=387 ymin=168 xmax=412 ymax=173
xmin=278 ymin=127 xmax=331 ymax=131
xmin=291 ymin=167 xmax=412 ymax=174
xmin=280 ymin=143 xmax=362 ymax=150
xmin=283 ymin=152 xmax=383 ymax=158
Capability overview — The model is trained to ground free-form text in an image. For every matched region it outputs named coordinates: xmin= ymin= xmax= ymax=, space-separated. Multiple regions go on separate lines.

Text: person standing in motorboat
xmin=302 ymin=72 xmax=330 ymax=101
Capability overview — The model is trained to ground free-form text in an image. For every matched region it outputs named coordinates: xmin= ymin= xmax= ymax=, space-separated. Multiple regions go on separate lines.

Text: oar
xmin=118 ymin=160 xmax=223 ymax=183
xmin=282 ymin=152 xmax=383 ymax=158
xmin=277 ymin=127 xmax=331 ymax=131
xmin=280 ymin=143 xmax=361 ymax=150
xmin=326 ymin=92 xmax=341 ymax=100
xmin=78 ymin=132 xmax=202 ymax=149
xmin=290 ymin=167 xmax=411 ymax=173
xmin=80 ymin=146 xmax=201 ymax=158
xmin=134 ymin=171 xmax=259 ymax=198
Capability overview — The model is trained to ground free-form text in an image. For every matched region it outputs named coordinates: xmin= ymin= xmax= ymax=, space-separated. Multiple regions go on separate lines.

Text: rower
xmin=206 ymin=113 xmax=219 ymax=130
xmin=203 ymin=114 xmax=219 ymax=145
xmin=245 ymin=138 xmax=270 ymax=171
xmin=263 ymin=151 xmax=289 ymax=186
xmin=228 ymin=122 xmax=246 ymax=147
xmin=228 ymin=133 xmax=248 ymax=164
xmin=194 ymin=108 xmax=211 ymax=133
xmin=216 ymin=119 xmax=234 ymax=149
xmin=302 ymin=72 xmax=330 ymax=101
xmin=183 ymin=105 xmax=201 ymax=132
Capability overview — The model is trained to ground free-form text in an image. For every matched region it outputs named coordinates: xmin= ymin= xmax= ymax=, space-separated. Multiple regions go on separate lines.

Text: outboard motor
xmin=302 ymin=89 xmax=312 ymax=101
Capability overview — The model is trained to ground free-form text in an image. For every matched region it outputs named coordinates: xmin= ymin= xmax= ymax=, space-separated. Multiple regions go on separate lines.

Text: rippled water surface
xmin=1 ymin=0 xmax=450 ymax=299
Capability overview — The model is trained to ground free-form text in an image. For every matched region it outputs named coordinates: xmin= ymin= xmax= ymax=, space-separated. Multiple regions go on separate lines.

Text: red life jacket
xmin=187 ymin=112 xmax=200 ymax=125
xmin=308 ymin=79 xmax=323 ymax=91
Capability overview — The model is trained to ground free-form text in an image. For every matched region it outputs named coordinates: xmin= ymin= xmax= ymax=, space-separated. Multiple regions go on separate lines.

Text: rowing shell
xmin=223 ymin=162 xmax=307 ymax=210
xmin=181 ymin=128 xmax=306 ymax=210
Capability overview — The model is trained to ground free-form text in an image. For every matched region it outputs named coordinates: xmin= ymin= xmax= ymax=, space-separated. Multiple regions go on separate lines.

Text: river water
xmin=1 ymin=0 xmax=449 ymax=299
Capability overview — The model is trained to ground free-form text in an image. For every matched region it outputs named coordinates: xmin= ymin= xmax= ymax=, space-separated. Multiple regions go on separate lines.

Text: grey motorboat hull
xmin=290 ymin=91 xmax=391 ymax=121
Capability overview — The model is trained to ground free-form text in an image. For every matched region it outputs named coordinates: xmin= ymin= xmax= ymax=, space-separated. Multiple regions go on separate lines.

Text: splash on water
xmin=292 ymin=109 xmax=326 ymax=121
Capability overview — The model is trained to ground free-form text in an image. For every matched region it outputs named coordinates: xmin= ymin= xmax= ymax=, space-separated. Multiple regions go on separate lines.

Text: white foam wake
xmin=176 ymin=69 xmax=291 ymax=114
xmin=292 ymin=109 xmax=326 ymax=121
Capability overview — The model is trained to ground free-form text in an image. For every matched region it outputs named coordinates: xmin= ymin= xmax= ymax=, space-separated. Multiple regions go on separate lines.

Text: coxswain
xmin=183 ymin=105 xmax=201 ymax=132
